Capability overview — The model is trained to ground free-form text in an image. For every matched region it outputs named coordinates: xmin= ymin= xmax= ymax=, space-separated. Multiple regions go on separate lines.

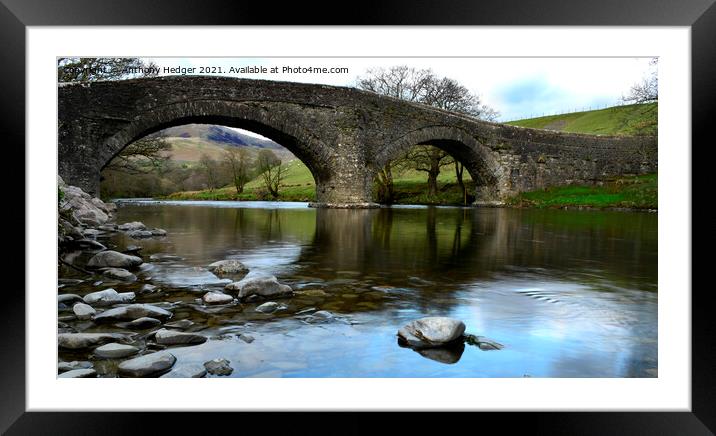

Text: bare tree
xmin=198 ymin=153 xmax=220 ymax=191
xmin=58 ymin=57 xmax=158 ymax=83
xmin=357 ymin=66 xmax=498 ymax=201
xmin=256 ymin=149 xmax=286 ymax=199
xmin=224 ymin=148 xmax=252 ymax=194
xmin=622 ymin=58 xmax=658 ymax=104
xmin=104 ymin=135 xmax=171 ymax=175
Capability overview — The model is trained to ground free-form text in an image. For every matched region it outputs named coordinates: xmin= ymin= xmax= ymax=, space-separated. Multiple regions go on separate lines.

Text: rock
xmin=203 ymin=358 xmax=233 ymax=376
xmin=313 ymin=310 xmax=333 ymax=319
xmin=102 ymin=268 xmax=137 ymax=282
xmin=126 ymin=230 xmax=154 ymax=239
xmin=118 ymin=292 xmax=136 ymax=302
xmin=225 ymin=276 xmax=293 ymax=301
xmin=118 ymin=351 xmax=176 ymax=377
xmin=139 ymin=284 xmax=158 ymax=294
xmin=58 ymin=217 xmax=84 ymax=240
xmin=58 ymin=294 xmax=82 ymax=305
xmin=118 ymin=221 xmax=146 ymax=231
xmin=82 ymin=289 xmax=125 ymax=306
xmin=93 ymin=304 xmax=172 ymax=324
xmin=58 ymin=368 xmax=97 ymax=378
xmin=149 ymin=253 xmax=182 ymax=262
xmin=255 ymin=301 xmax=287 ymax=313
xmin=61 ymin=184 xmax=109 ymax=226
xmin=239 ymin=334 xmax=255 ymax=343
xmin=155 ymin=328 xmax=207 ymax=345
xmin=98 ymin=224 xmax=117 ymax=232
xmin=164 ymin=319 xmax=194 ymax=329
xmin=160 ymin=364 xmax=207 ymax=378
xmin=58 ymin=332 xmax=127 ymax=350
xmin=94 ymin=343 xmax=139 ymax=358
xmin=72 ymin=302 xmax=95 ymax=320
xmin=203 ymin=291 xmax=233 ymax=305
xmin=82 ymin=228 xmax=101 ymax=238
xmin=124 ymin=245 xmax=142 ymax=254
xmin=464 ymin=334 xmax=504 ymax=351
xmin=58 ymin=360 xmax=92 ymax=373
xmin=124 ymin=317 xmax=162 ymax=329
xmin=150 ymin=228 xmax=167 ymax=236
xmin=208 ymin=259 xmax=249 ymax=276
xmin=87 ymin=251 xmax=143 ymax=269
xmin=397 ymin=317 xmax=466 ymax=349
xmin=70 ymin=239 xmax=107 ymax=251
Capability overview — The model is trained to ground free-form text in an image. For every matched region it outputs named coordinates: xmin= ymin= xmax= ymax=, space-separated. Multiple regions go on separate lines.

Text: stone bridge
xmin=58 ymin=76 xmax=657 ymax=207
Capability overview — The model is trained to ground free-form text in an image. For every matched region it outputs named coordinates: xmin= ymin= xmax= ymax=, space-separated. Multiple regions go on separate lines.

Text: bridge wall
xmin=58 ymin=76 xmax=657 ymax=207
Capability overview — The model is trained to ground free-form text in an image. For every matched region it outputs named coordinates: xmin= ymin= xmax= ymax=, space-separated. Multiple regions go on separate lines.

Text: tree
xmin=103 ymin=135 xmax=171 ymax=175
xmin=622 ymin=58 xmax=658 ymax=104
xmin=356 ymin=66 xmax=499 ymax=201
xmin=58 ymin=57 xmax=159 ymax=83
xmin=198 ymin=153 xmax=220 ymax=191
xmin=256 ymin=149 xmax=286 ymax=199
xmin=224 ymin=148 xmax=252 ymax=194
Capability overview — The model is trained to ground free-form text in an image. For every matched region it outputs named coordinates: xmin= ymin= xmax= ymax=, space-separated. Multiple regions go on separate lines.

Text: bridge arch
xmin=99 ymin=100 xmax=335 ymax=189
xmin=371 ymin=126 xmax=508 ymax=203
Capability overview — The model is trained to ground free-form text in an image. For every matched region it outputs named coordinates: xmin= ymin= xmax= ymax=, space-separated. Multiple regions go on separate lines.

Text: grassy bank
xmin=506 ymin=103 xmax=657 ymax=136
xmin=506 ymin=174 xmax=657 ymax=209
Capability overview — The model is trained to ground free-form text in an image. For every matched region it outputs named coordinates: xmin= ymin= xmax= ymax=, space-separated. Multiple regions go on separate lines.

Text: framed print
xmin=3 ymin=0 xmax=713 ymax=433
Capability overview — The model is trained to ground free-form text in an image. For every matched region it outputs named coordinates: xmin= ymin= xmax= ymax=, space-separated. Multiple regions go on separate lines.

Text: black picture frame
xmin=3 ymin=0 xmax=712 ymax=433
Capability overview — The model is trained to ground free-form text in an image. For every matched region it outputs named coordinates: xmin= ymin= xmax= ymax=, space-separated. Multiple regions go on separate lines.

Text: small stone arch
xmin=371 ymin=126 xmax=507 ymax=203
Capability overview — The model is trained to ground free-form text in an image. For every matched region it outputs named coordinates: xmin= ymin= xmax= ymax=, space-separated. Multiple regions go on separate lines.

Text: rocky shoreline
xmin=57 ymin=177 xmax=504 ymax=378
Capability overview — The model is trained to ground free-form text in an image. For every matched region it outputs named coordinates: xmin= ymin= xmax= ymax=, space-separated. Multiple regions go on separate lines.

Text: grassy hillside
xmin=506 ymin=103 xmax=657 ymax=136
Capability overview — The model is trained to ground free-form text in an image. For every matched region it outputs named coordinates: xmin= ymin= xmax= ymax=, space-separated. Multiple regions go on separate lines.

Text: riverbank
xmin=505 ymin=173 xmax=657 ymax=210
xmin=160 ymin=173 xmax=657 ymax=210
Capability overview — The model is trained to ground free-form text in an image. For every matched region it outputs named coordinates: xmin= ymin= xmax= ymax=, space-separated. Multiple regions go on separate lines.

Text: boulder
xmin=118 ymin=351 xmax=176 ymax=377
xmin=126 ymin=230 xmax=154 ymax=239
xmin=72 ymin=302 xmax=96 ymax=320
xmin=58 ymin=332 xmax=127 ymax=350
xmin=203 ymin=291 xmax=233 ymax=305
xmin=154 ymin=328 xmax=207 ymax=345
xmin=102 ymin=268 xmax=137 ymax=282
xmin=93 ymin=304 xmax=172 ymax=324
xmin=203 ymin=358 xmax=233 ymax=376
xmin=124 ymin=317 xmax=162 ymax=329
xmin=225 ymin=276 xmax=293 ymax=301
xmin=58 ymin=368 xmax=97 ymax=378
xmin=87 ymin=251 xmax=143 ymax=269
xmin=58 ymin=360 xmax=92 ymax=373
xmin=58 ymin=294 xmax=83 ymax=305
xmin=150 ymin=228 xmax=167 ymax=236
xmin=397 ymin=317 xmax=466 ymax=349
xmin=94 ymin=343 xmax=139 ymax=359
xmin=83 ymin=289 xmax=133 ymax=306
xmin=164 ymin=319 xmax=194 ymax=330
xmin=160 ymin=364 xmax=207 ymax=378
xmin=118 ymin=221 xmax=146 ymax=231
xmin=208 ymin=259 xmax=249 ymax=276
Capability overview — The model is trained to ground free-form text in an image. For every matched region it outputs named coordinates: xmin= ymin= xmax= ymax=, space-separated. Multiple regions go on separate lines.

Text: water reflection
xmin=60 ymin=201 xmax=657 ymax=377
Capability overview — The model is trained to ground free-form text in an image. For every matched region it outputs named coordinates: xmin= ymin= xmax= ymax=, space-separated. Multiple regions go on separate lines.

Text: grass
xmin=506 ymin=174 xmax=657 ymax=209
xmin=506 ymin=103 xmax=657 ymax=136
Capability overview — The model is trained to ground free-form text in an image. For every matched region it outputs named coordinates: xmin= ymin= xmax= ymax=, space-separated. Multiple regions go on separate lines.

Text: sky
xmin=148 ymin=57 xmax=655 ymax=124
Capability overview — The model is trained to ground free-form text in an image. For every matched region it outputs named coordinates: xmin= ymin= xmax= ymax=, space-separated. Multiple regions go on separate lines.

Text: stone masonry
xmin=58 ymin=76 xmax=657 ymax=207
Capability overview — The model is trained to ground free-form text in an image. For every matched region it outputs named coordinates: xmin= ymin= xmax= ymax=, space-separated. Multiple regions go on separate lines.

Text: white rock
xmin=225 ymin=276 xmax=293 ymax=301
xmin=208 ymin=259 xmax=249 ymax=275
xmin=155 ymin=328 xmax=207 ymax=345
xmin=397 ymin=317 xmax=466 ymax=349
xmin=203 ymin=291 xmax=233 ymax=305
xmin=72 ymin=302 xmax=96 ymax=320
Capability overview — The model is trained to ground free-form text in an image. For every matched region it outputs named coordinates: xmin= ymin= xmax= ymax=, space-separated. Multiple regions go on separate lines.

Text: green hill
xmin=506 ymin=102 xmax=657 ymax=136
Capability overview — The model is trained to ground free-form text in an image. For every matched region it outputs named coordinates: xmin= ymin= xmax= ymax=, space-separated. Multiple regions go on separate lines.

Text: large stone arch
xmin=99 ymin=100 xmax=336 ymax=187
xmin=371 ymin=126 xmax=509 ymax=204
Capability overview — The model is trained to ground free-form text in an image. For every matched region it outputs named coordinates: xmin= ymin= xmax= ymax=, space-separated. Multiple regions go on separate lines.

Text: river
xmin=59 ymin=201 xmax=658 ymax=377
